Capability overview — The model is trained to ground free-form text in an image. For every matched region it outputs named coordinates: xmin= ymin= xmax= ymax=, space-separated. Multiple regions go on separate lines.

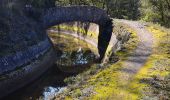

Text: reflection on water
xmin=50 ymin=32 xmax=97 ymax=73
xmin=43 ymin=86 xmax=66 ymax=100
xmin=3 ymin=33 xmax=97 ymax=100
xmin=56 ymin=48 xmax=96 ymax=66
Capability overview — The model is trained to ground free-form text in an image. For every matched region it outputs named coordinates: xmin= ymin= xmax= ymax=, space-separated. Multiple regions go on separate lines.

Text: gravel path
xmin=118 ymin=20 xmax=154 ymax=81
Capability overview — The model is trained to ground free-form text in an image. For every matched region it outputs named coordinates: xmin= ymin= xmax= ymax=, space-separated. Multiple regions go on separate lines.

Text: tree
xmin=140 ymin=0 xmax=170 ymax=27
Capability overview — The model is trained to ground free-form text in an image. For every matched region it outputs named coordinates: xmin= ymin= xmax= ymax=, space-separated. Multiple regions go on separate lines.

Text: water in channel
xmin=3 ymin=32 xmax=97 ymax=100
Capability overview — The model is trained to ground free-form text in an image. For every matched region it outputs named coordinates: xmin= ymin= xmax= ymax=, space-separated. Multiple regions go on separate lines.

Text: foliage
xmin=2 ymin=0 xmax=169 ymax=26
xmin=140 ymin=0 xmax=170 ymax=27
xmin=23 ymin=0 xmax=140 ymax=20
xmin=55 ymin=0 xmax=140 ymax=20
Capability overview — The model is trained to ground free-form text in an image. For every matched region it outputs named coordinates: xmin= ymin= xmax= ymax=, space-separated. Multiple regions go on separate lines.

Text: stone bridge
xmin=0 ymin=5 xmax=113 ymax=98
xmin=42 ymin=6 xmax=113 ymax=60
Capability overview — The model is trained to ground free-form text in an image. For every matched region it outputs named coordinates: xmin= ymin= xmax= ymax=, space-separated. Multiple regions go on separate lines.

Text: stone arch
xmin=42 ymin=6 xmax=113 ymax=61
xmin=0 ymin=5 xmax=113 ymax=98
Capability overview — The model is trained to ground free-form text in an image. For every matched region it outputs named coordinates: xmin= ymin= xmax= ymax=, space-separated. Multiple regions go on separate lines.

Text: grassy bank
xmin=87 ymin=21 xmax=139 ymax=100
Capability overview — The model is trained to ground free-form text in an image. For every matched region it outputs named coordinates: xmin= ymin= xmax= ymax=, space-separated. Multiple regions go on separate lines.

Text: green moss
xmin=72 ymin=89 xmax=82 ymax=98
xmin=88 ymin=26 xmax=139 ymax=99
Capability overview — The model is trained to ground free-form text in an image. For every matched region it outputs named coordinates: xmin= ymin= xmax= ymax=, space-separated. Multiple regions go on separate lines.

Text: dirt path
xmin=118 ymin=20 xmax=154 ymax=81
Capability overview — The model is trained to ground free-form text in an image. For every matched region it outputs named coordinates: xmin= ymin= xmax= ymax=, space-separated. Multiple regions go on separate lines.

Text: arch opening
xmin=47 ymin=21 xmax=99 ymax=72
xmin=42 ymin=6 xmax=113 ymax=61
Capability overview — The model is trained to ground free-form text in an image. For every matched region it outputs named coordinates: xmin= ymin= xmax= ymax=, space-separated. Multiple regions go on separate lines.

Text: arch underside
xmin=42 ymin=6 xmax=113 ymax=61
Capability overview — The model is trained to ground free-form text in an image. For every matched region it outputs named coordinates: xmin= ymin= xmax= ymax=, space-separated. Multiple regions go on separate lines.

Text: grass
xmin=100 ymin=22 xmax=170 ymax=100
xmin=54 ymin=21 xmax=139 ymax=100
xmin=87 ymin=22 xmax=139 ymax=100
xmin=128 ymin=24 xmax=170 ymax=99
xmin=89 ymin=62 xmax=138 ymax=100
xmin=86 ymin=22 xmax=170 ymax=100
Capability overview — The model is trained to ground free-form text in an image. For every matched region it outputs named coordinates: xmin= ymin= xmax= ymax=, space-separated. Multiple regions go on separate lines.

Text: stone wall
xmin=0 ymin=48 xmax=56 ymax=98
xmin=42 ymin=6 xmax=111 ymax=27
xmin=0 ymin=38 xmax=52 ymax=75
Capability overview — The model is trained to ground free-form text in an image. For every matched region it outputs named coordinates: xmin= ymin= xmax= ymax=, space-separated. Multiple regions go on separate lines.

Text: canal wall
xmin=0 ymin=38 xmax=56 ymax=98
xmin=0 ymin=38 xmax=52 ymax=75
xmin=0 ymin=44 xmax=55 ymax=98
